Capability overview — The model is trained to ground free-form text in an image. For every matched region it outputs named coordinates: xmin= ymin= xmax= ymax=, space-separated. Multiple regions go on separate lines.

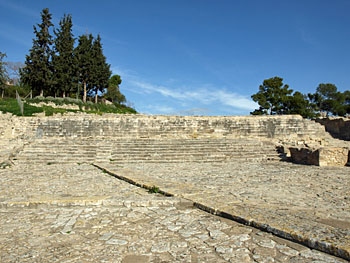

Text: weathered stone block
xmin=316 ymin=117 xmax=350 ymax=141
xmin=319 ymin=147 xmax=349 ymax=167
xmin=289 ymin=147 xmax=319 ymax=166
xmin=290 ymin=147 xmax=349 ymax=166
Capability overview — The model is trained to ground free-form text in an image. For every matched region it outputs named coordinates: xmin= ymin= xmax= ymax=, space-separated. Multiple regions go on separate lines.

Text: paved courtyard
xmin=0 ymin=161 xmax=349 ymax=262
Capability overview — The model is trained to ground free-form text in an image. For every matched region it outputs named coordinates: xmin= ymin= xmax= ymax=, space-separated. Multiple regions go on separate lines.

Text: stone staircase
xmin=4 ymin=113 xmax=344 ymax=166
xmin=12 ymin=138 xmax=280 ymax=165
xmin=108 ymin=138 xmax=279 ymax=163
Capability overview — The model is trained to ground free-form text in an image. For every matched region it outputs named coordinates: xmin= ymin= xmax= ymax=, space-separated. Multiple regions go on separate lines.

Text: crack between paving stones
xmin=92 ymin=163 xmax=350 ymax=261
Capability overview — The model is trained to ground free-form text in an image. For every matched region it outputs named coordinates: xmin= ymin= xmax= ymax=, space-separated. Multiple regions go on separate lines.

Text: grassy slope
xmin=0 ymin=98 xmax=137 ymax=116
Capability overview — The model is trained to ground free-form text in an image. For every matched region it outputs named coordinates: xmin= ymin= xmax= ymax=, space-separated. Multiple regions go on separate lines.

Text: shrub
xmin=0 ymin=96 xmax=137 ymax=116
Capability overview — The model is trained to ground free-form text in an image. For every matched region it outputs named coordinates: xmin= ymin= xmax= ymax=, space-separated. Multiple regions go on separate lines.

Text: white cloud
xmin=130 ymin=80 xmax=188 ymax=99
xmin=214 ymin=90 xmax=258 ymax=110
xmin=111 ymin=66 xmax=258 ymax=115
xmin=129 ymin=80 xmax=257 ymax=111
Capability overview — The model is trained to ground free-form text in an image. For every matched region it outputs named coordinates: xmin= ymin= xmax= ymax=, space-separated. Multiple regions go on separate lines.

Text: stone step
xmin=19 ymin=153 xmax=274 ymax=161
xmin=15 ymin=143 xmax=277 ymax=155
xmin=14 ymin=156 xmax=274 ymax=165
xmin=12 ymin=137 xmax=280 ymax=164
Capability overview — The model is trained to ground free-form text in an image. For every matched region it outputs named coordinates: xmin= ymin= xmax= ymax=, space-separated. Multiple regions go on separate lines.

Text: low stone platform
xmin=94 ymin=161 xmax=350 ymax=261
xmin=0 ymin=162 xmax=348 ymax=262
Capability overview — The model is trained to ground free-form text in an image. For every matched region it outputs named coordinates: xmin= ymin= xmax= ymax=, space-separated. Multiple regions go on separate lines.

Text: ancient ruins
xmin=0 ymin=113 xmax=349 ymax=262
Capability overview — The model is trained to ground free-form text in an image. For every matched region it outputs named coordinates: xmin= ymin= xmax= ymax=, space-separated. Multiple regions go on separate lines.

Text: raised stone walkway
xmin=0 ymin=161 xmax=348 ymax=262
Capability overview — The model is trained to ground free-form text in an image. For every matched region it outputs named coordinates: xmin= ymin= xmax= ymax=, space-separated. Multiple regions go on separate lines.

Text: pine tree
xmin=20 ymin=8 xmax=54 ymax=96
xmin=52 ymin=14 xmax=76 ymax=97
xmin=283 ymin=91 xmax=315 ymax=118
xmin=251 ymin=77 xmax=293 ymax=115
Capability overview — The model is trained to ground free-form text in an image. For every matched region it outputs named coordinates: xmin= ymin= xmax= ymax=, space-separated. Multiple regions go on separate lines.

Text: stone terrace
xmin=1 ymin=113 xmax=350 ymax=262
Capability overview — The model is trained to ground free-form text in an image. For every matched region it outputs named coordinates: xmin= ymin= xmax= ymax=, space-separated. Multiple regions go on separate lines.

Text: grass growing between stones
xmin=148 ymin=185 xmax=160 ymax=194
xmin=0 ymin=161 xmax=12 ymax=169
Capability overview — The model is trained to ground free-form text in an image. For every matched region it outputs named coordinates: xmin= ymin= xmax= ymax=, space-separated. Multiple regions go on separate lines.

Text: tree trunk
xmin=95 ymin=93 xmax=98 ymax=103
xmin=83 ymin=81 xmax=87 ymax=103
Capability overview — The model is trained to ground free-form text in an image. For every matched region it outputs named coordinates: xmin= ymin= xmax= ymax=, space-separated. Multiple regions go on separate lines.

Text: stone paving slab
xmin=95 ymin=161 xmax=350 ymax=261
xmin=0 ymin=163 xmax=348 ymax=262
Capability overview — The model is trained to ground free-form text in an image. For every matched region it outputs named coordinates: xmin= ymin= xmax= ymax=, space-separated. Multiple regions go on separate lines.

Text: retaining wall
xmin=2 ymin=113 xmax=349 ymax=166
xmin=316 ymin=117 xmax=350 ymax=141
xmin=1 ymin=113 xmax=327 ymax=142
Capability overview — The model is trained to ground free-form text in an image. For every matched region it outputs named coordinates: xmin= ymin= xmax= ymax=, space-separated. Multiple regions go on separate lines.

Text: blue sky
xmin=0 ymin=0 xmax=349 ymax=115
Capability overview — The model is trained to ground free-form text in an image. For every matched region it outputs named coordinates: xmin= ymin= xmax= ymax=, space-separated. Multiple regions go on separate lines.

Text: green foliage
xmin=83 ymin=101 xmax=136 ymax=114
xmin=19 ymin=8 xmax=123 ymax=106
xmin=89 ymin=34 xmax=111 ymax=103
xmin=0 ymin=84 xmax=31 ymax=99
xmin=29 ymin=95 xmax=83 ymax=106
xmin=252 ymin=77 xmax=350 ymax=118
xmin=148 ymin=185 xmax=160 ymax=194
xmin=74 ymin=34 xmax=112 ymax=103
xmin=308 ymin=83 xmax=349 ymax=117
xmin=105 ymin=74 xmax=126 ymax=104
xmin=0 ymin=98 xmax=43 ymax=116
xmin=283 ymin=91 xmax=316 ymax=119
xmin=22 ymin=103 xmax=45 ymax=116
xmin=344 ymin=90 xmax=350 ymax=115
xmin=20 ymin=8 xmax=54 ymax=97
xmin=52 ymin=14 xmax=77 ymax=97
xmin=0 ymin=52 xmax=8 ymax=87
xmin=0 ymin=52 xmax=9 ymax=99
xmin=0 ymin=97 xmax=136 ymax=116
xmin=75 ymin=34 xmax=94 ymax=102
xmin=251 ymin=77 xmax=293 ymax=115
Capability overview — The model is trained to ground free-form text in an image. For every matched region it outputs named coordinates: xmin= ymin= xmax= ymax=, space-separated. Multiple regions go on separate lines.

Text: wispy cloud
xmin=298 ymin=28 xmax=319 ymax=48
xmin=214 ymin=90 xmax=258 ymax=110
xmin=111 ymin=65 xmax=257 ymax=115
xmin=0 ymin=24 xmax=32 ymax=48
xmin=0 ymin=1 xmax=38 ymax=18
xmin=129 ymin=79 xmax=257 ymax=111
xmin=130 ymin=80 xmax=188 ymax=99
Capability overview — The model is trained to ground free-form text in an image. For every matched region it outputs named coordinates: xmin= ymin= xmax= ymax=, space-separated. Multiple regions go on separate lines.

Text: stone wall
xmin=319 ymin=147 xmax=349 ymax=166
xmin=290 ymin=147 xmax=349 ymax=166
xmin=1 ymin=113 xmax=327 ymax=142
xmin=4 ymin=112 xmax=349 ymax=167
xmin=316 ymin=117 xmax=350 ymax=141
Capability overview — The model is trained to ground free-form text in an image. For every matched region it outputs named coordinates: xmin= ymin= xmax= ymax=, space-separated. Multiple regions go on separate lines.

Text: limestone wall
xmin=3 ymin=112 xmax=350 ymax=167
xmin=0 ymin=113 xmax=327 ymax=142
xmin=316 ymin=117 xmax=350 ymax=141
xmin=289 ymin=147 xmax=349 ymax=166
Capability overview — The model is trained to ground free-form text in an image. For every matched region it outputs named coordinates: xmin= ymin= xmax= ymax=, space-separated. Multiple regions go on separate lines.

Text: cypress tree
xmin=90 ymin=34 xmax=111 ymax=103
xmin=75 ymin=34 xmax=94 ymax=103
xmin=20 ymin=8 xmax=54 ymax=96
xmin=52 ymin=14 xmax=76 ymax=97
xmin=0 ymin=52 xmax=8 ymax=98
